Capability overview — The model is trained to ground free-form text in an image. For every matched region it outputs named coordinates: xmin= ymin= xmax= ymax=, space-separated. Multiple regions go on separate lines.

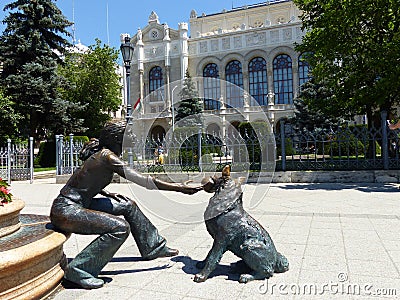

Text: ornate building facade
xmin=122 ymin=0 xmax=310 ymax=139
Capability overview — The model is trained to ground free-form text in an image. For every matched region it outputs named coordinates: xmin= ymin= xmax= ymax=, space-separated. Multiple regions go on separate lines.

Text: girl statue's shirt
xmin=60 ymin=149 xmax=154 ymax=207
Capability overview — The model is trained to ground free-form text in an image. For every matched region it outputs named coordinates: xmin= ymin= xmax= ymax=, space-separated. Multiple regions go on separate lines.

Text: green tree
xmin=290 ymin=79 xmax=339 ymax=132
xmin=0 ymin=0 xmax=82 ymax=140
xmin=59 ymin=39 xmax=122 ymax=136
xmin=175 ymin=70 xmax=203 ymax=126
xmin=0 ymin=88 xmax=21 ymax=144
xmin=294 ymin=0 xmax=400 ymax=128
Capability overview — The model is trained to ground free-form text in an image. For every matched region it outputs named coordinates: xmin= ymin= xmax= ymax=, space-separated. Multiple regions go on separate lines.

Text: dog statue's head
xmin=201 ymin=165 xmax=246 ymax=193
xmin=202 ymin=165 xmax=246 ymax=220
xmin=201 ymin=165 xmax=231 ymax=193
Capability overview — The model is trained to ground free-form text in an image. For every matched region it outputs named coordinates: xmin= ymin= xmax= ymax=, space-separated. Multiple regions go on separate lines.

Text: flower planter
xmin=0 ymin=197 xmax=25 ymax=238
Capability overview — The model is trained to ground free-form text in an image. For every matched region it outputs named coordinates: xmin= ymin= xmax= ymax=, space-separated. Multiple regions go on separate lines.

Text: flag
xmin=133 ymin=97 xmax=142 ymax=111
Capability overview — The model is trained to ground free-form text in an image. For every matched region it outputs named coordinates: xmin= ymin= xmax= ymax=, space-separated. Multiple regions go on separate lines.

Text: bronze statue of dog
xmin=194 ymin=165 xmax=289 ymax=283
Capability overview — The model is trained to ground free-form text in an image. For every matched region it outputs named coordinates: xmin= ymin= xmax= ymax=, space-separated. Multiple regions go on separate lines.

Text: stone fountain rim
xmin=0 ymin=197 xmax=25 ymax=215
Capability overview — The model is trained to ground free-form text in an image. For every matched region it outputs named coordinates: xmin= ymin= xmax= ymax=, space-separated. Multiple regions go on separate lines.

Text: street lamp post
xmin=120 ymin=36 xmax=135 ymax=123
xmin=120 ymin=36 xmax=135 ymax=167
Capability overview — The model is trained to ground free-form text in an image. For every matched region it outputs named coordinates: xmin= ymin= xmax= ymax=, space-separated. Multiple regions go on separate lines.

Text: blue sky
xmin=1 ymin=0 xmax=263 ymax=51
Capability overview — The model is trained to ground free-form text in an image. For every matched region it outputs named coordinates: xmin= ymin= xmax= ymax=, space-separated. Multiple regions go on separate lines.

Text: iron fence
xmin=129 ymin=128 xmax=275 ymax=174
xmin=55 ymin=134 xmax=85 ymax=175
xmin=55 ymin=112 xmax=400 ymax=175
xmin=276 ymin=111 xmax=397 ymax=171
xmin=55 ymin=128 xmax=275 ymax=175
xmin=0 ymin=138 xmax=34 ymax=183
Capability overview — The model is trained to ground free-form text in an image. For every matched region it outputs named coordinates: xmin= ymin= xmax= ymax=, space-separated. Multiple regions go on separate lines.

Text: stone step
xmin=0 ymin=214 xmax=69 ymax=300
xmin=33 ymin=171 xmax=56 ymax=180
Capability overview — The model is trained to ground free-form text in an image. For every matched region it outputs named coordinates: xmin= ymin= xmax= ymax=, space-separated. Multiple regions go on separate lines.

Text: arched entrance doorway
xmin=206 ymin=123 xmax=221 ymax=135
xmin=227 ymin=120 xmax=241 ymax=136
xmin=150 ymin=125 xmax=165 ymax=142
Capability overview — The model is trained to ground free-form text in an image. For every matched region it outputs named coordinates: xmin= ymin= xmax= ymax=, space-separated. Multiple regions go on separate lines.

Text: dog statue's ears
xmin=222 ymin=165 xmax=231 ymax=177
xmin=201 ymin=176 xmax=217 ymax=193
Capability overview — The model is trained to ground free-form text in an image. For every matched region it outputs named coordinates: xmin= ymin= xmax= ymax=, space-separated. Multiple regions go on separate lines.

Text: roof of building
xmin=195 ymin=0 xmax=291 ymax=19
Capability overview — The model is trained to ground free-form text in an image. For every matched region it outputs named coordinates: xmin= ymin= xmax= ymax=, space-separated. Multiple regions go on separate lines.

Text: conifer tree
xmin=175 ymin=69 xmax=203 ymax=126
xmin=0 ymin=0 xmax=83 ymax=140
xmin=290 ymin=79 xmax=338 ymax=132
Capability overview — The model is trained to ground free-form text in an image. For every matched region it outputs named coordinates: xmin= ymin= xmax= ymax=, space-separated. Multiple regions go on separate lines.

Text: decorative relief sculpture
xmin=211 ymin=40 xmax=219 ymax=51
xmin=296 ymin=26 xmax=304 ymax=39
xmin=172 ymin=44 xmax=179 ymax=53
xmin=145 ymin=46 xmax=163 ymax=57
xmin=200 ymin=41 xmax=208 ymax=53
xmin=222 ymin=38 xmax=231 ymax=50
xmin=246 ymin=32 xmax=266 ymax=46
xmin=234 ymin=36 xmax=242 ymax=48
xmin=189 ymin=44 xmax=197 ymax=55
xmin=270 ymin=30 xmax=280 ymax=43
xmin=194 ymin=165 xmax=289 ymax=283
xmin=283 ymin=28 xmax=292 ymax=41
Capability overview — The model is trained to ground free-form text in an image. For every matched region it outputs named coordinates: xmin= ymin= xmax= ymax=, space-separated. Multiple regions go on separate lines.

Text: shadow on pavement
xmin=61 ymin=277 xmax=113 ymax=289
xmin=274 ymin=183 xmax=399 ymax=193
xmin=172 ymin=256 xmax=257 ymax=282
xmin=100 ymin=264 xmax=171 ymax=276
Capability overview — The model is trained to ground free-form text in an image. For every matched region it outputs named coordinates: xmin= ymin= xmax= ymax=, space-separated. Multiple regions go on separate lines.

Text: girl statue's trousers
xmin=50 ymin=195 xmax=166 ymax=283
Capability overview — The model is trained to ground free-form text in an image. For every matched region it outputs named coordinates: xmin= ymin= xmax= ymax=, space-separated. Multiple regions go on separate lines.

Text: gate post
xmin=55 ymin=135 xmax=64 ymax=175
xmin=198 ymin=128 xmax=202 ymax=172
xmin=69 ymin=133 xmax=74 ymax=173
xmin=280 ymin=121 xmax=286 ymax=171
xmin=29 ymin=137 xmax=34 ymax=184
xmin=381 ymin=111 xmax=389 ymax=170
xmin=55 ymin=135 xmax=60 ymax=175
xmin=7 ymin=139 xmax=11 ymax=184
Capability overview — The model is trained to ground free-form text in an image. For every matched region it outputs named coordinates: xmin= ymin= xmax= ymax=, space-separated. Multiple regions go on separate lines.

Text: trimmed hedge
xmin=34 ymin=141 xmax=56 ymax=168
xmin=34 ymin=136 xmax=89 ymax=168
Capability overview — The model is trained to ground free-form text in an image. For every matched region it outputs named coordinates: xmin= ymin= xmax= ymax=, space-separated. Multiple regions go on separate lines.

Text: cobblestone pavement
xmin=11 ymin=180 xmax=400 ymax=299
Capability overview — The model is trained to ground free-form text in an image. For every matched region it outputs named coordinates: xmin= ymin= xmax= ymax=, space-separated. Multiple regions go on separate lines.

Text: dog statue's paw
xmin=196 ymin=260 xmax=206 ymax=269
xmin=194 ymin=273 xmax=207 ymax=283
xmin=239 ymin=273 xmax=255 ymax=283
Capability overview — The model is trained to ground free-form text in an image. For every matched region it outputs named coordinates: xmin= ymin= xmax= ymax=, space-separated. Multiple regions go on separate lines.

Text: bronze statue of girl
xmin=50 ymin=121 xmax=201 ymax=289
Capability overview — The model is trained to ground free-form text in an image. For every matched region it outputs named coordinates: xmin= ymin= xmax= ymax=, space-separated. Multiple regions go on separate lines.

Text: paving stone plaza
xmin=11 ymin=178 xmax=400 ymax=300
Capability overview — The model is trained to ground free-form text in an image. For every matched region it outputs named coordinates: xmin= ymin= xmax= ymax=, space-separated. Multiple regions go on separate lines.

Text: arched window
xmin=248 ymin=57 xmax=268 ymax=106
xmin=298 ymin=53 xmax=312 ymax=87
xmin=273 ymin=54 xmax=293 ymax=104
xmin=225 ymin=60 xmax=244 ymax=108
xmin=203 ymin=63 xmax=220 ymax=110
xmin=149 ymin=66 xmax=164 ymax=102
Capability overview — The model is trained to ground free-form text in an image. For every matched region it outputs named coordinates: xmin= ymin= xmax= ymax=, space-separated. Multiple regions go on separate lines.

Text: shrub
xmin=35 ymin=141 xmax=56 ymax=167
xmin=324 ymin=134 xmax=365 ymax=156
xmin=277 ymin=138 xmax=295 ymax=157
xmin=67 ymin=135 xmax=89 ymax=143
